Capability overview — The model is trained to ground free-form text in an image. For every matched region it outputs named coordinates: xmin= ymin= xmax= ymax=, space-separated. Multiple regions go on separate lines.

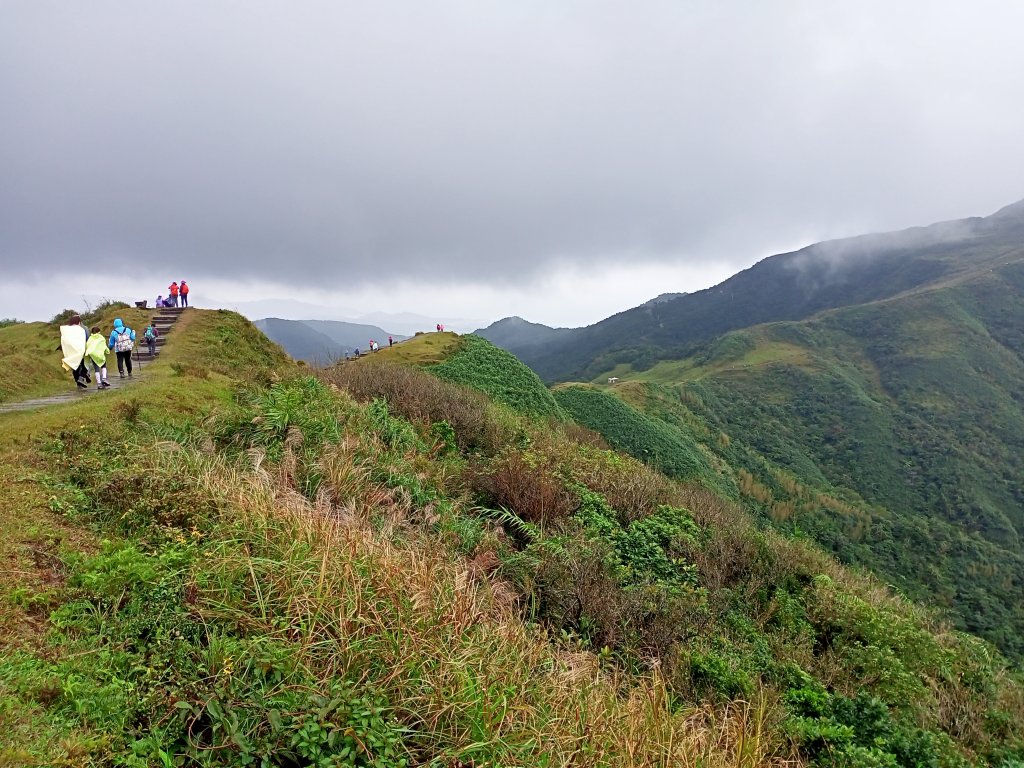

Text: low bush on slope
xmin=428 ymin=333 xmax=566 ymax=419
xmin=553 ymin=384 xmax=718 ymax=487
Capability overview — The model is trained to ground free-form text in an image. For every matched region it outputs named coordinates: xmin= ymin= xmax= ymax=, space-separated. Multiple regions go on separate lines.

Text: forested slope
xmin=568 ymin=259 xmax=1024 ymax=659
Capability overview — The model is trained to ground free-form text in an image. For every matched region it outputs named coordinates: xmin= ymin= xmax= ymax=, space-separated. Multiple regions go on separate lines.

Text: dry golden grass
xmin=169 ymin=436 xmax=803 ymax=768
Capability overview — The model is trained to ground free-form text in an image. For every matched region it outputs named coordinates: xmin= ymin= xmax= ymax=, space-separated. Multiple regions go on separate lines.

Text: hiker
xmin=436 ymin=323 xmax=441 ymax=333
xmin=168 ymin=281 xmax=179 ymax=307
xmin=85 ymin=326 xmax=111 ymax=389
xmin=354 ymin=347 xmax=360 ymax=356
xmin=388 ymin=335 xmax=393 ymax=347
xmin=58 ymin=315 xmax=90 ymax=389
xmin=143 ymin=323 xmax=159 ymax=355
xmin=108 ymin=318 xmax=136 ymax=378
xmin=180 ymin=280 xmax=189 ymax=307
xmin=155 ymin=294 xmax=164 ymax=308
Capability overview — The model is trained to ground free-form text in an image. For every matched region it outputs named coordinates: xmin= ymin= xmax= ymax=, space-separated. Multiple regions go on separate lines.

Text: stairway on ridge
xmin=133 ymin=306 xmax=186 ymax=362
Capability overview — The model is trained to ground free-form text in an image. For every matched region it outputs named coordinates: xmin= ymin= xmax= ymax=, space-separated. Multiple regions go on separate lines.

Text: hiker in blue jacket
xmin=108 ymin=318 xmax=137 ymax=378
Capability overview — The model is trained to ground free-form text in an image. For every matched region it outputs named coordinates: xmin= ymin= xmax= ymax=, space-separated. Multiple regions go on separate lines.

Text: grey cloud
xmin=2 ymin=1 xmax=1024 ymax=289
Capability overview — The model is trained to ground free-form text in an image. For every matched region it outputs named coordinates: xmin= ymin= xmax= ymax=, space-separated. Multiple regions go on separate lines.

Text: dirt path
xmin=0 ymin=373 xmax=147 ymax=414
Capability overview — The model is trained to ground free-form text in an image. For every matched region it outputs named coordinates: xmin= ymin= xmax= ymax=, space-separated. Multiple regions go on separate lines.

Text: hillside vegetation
xmin=577 ymin=260 xmax=1024 ymax=661
xmin=429 ymin=334 xmax=566 ymax=419
xmin=2 ymin=311 xmax=1022 ymax=766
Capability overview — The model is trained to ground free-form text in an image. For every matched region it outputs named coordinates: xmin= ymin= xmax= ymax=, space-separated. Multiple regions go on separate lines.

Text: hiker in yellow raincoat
xmin=85 ymin=325 xmax=111 ymax=390
xmin=59 ymin=315 xmax=89 ymax=390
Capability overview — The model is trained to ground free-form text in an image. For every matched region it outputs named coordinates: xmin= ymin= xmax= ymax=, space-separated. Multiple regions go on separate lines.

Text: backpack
xmin=115 ymin=328 xmax=134 ymax=353
xmin=144 ymin=326 xmax=157 ymax=341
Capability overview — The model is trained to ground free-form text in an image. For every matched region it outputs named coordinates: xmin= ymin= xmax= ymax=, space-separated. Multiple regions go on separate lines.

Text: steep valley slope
xmin=556 ymin=256 xmax=1024 ymax=659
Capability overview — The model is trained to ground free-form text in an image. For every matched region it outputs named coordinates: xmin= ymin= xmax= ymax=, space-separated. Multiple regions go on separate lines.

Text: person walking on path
xmin=388 ymin=335 xmax=393 ymax=347
xmin=58 ymin=315 xmax=90 ymax=389
xmin=143 ymin=323 xmax=159 ymax=355
xmin=179 ymin=280 xmax=189 ymax=307
xmin=85 ymin=326 xmax=111 ymax=389
xmin=108 ymin=318 xmax=137 ymax=378
xmin=168 ymin=282 xmax=179 ymax=307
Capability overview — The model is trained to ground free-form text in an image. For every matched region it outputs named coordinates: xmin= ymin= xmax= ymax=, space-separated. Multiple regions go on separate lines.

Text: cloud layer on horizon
xmin=3 ymin=1 xmax=1023 ymax=306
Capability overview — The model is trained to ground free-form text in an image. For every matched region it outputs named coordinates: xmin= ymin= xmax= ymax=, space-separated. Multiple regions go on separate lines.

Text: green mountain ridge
xmin=489 ymin=199 xmax=1024 ymax=383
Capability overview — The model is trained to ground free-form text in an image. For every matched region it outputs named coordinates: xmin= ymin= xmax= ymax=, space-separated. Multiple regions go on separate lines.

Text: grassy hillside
xmin=429 ymin=334 xmax=565 ymax=419
xmin=579 ymin=260 xmax=1024 ymax=660
xmin=2 ymin=310 xmax=1023 ymax=766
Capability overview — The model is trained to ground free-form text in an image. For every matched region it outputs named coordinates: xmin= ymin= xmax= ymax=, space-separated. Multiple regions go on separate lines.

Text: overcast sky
xmin=2 ymin=1 xmax=1023 ymax=326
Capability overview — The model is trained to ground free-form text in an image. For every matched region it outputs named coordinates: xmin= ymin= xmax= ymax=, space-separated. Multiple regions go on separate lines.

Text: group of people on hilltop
xmin=155 ymin=280 xmax=189 ymax=308
xmin=58 ymin=315 xmax=161 ymax=391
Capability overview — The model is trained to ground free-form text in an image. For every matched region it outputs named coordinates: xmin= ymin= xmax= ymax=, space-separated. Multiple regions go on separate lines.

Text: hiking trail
xmin=0 ymin=308 xmax=186 ymax=414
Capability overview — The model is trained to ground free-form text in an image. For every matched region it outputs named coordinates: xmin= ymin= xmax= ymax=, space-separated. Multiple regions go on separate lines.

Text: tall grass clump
xmin=321 ymin=360 xmax=517 ymax=454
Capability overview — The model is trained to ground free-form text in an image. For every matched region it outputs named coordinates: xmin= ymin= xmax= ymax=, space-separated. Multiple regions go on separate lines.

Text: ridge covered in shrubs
xmin=1 ymin=317 xmax=1022 ymax=766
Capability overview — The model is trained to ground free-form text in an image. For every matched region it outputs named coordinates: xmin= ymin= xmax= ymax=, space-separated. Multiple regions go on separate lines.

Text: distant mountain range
xmin=218 ymin=298 xmax=483 ymax=335
xmin=477 ymin=199 xmax=1024 ymax=382
xmin=254 ymin=318 xmax=407 ymax=363
xmin=472 ymin=316 xmax=573 ymax=350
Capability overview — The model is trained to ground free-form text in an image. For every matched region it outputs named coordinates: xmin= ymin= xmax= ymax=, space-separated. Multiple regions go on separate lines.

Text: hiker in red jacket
xmin=168 ymin=282 xmax=179 ymax=307
xmin=180 ymin=280 xmax=189 ymax=307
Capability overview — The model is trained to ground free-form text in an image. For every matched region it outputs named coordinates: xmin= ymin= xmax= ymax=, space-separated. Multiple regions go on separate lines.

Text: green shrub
xmin=785 ymin=688 xmax=968 ymax=768
xmin=429 ymin=335 xmax=565 ymax=419
xmin=220 ymin=377 xmax=345 ymax=460
xmin=554 ymin=385 xmax=712 ymax=481
xmin=686 ymin=649 xmax=755 ymax=699
xmin=49 ymin=308 xmax=80 ymax=325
